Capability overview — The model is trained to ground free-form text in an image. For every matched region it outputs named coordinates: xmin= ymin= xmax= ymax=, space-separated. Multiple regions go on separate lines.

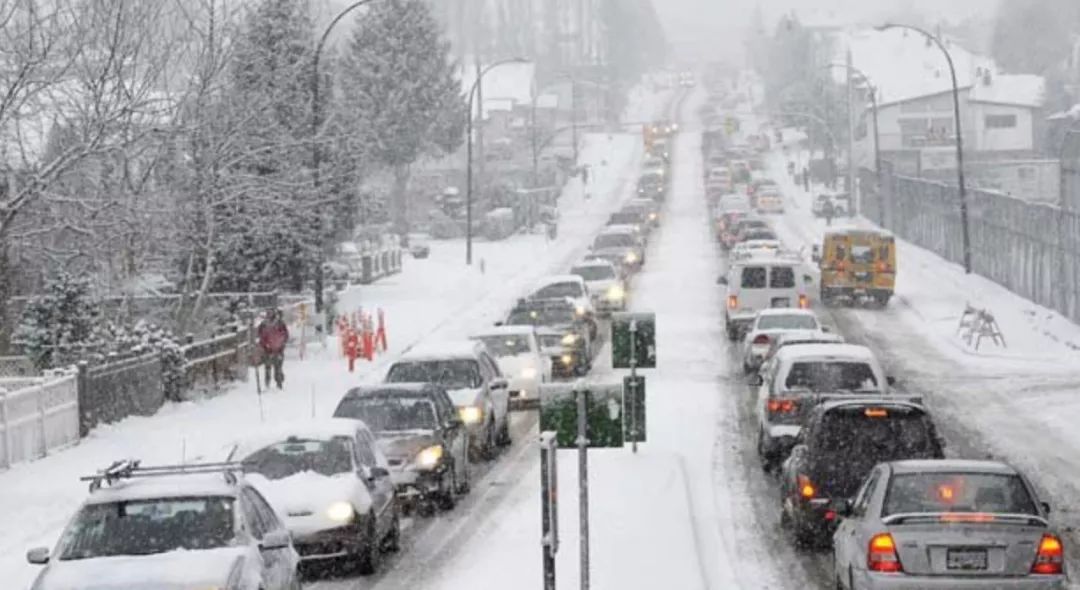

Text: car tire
xmin=482 ymin=420 xmax=498 ymax=461
xmin=384 ymin=507 xmax=401 ymax=553
xmin=437 ymin=469 xmax=457 ymax=511
xmin=497 ymin=415 xmax=512 ymax=446
xmin=756 ymin=430 xmax=775 ymax=472
xmin=356 ymin=513 xmax=382 ymax=575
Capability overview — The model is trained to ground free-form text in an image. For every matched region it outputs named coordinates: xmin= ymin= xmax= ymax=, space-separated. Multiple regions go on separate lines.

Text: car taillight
xmin=752 ymin=334 xmax=770 ymax=345
xmin=835 ymin=261 xmax=846 ymax=272
xmin=1032 ymin=534 xmax=1064 ymax=575
xmin=797 ymin=474 xmax=816 ymax=499
xmin=766 ymin=399 xmax=797 ymax=414
xmin=868 ymin=533 xmax=902 ymax=572
xmin=728 ymin=295 xmax=738 ymax=309
xmin=798 ymin=294 xmax=809 ymax=309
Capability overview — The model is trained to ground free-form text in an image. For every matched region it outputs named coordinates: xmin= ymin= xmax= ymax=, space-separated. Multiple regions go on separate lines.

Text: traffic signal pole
xmin=629 ymin=319 xmax=639 ymax=454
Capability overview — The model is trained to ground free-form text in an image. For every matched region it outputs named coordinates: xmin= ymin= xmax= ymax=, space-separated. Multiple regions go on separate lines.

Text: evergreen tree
xmin=338 ymin=0 xmax=465 ymax=234
xmin=14 ymin=273 xmax=103 ymax=369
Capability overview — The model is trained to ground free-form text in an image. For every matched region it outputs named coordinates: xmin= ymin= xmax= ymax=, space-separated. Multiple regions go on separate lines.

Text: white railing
xmin=0 ymin=373 xmax=79 ymax=469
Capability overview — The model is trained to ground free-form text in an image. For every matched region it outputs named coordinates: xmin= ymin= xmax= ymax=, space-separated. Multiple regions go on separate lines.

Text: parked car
xmin=470 ymin=325 xmax=551 ymax=401
xmin=780 ymin=399 xmax=946 ymax=546
xmin=227 ymin=418 xmax=399 ymax=572
xmin=26 ymin=460 xmax=302 ymax=590
xmin=832 ymin=459 xmax=1066 ymax=589
xmin=383 ymin=341 xmax=511 ymax=460
xmin=333 ymin=384 xmax=470 ymax=515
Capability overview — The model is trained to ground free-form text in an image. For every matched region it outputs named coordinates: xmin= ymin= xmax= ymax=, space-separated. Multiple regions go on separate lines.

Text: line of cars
xmin=704 ymin=121 xmax=1068 ymax=589
xmin=22 ymin=121 xmax=675 ymax=590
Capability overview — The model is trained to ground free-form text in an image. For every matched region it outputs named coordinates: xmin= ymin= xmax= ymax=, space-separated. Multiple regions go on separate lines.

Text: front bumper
xmin=292 ymin=522 xmax=365 ymax=561
xmin=389 ymin=464 xmax=447 ymax=503
xmin=593 ymin=296 xmax=627 ymax=313
xmin=855 ymin=571 xmax=1066 ymax=590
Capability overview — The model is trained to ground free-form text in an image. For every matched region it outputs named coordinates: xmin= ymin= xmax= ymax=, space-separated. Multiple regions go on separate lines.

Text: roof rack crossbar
xmin=81 ymin=460 xmax=247 ymax=492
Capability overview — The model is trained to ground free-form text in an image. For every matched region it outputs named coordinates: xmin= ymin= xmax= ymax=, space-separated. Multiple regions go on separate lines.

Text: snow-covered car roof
xmin=888 ymin=459 xmax=1017 ymax=476
xmin=817 ymin=397 xmax=924 ymax=415
xmin=774 ymin=343 xmax=877 ymax=364
xmin=755 ymin=308 xmax=818 ymax=319
xmin=471 ymin=325 xmax=539 ymax=338
xmin=226 ymin=417 xmax=371 ymax=461
xmin=398 ymin=340 xmax=486 ymax=361
xmin=572 ymin=259 xmax=617 ymax=270
xmin=86 ymin=473 xmax=241 ymax=505
xmin=603 ymin=224 xmax=642 ymax=236
xmin=773 ymin=330 xmax=844 ymax=346
xmin=534 ymin=274 xmax=586 ymax=288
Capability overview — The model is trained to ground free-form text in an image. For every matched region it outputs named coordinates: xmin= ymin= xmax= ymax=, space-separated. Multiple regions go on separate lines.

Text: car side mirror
xmin=491 ymin=377 xmax=509 ymax=390
xmin=1041 ymin=501 xmax=1052 ymax=515
xmin=494 ymin=321 xmax=504 ymax=327
xmin=448 ymin=417 xmax=464 ymax=429
xmin=886 ymin=376 xmax=897 ymax=387
xmin=26 ymin=547 xmax=50 ymax=565
xmin=717 ymin=276 xmax=728 ymax=286
xmin=748 ymin=373 xmax=764 ymax=387
xmin=368 ymin=466 xmax=390 ymax=480
xmin=260 ymin=529 xmax=292 ymax=551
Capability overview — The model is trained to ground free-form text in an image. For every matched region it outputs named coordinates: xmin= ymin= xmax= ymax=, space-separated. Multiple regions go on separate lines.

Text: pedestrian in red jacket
xmin=257 ymin=309 xmax=289 ymax=389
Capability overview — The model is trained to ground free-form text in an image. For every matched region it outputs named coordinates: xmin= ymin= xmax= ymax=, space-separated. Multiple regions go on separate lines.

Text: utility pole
xmin=576 ymin=387 xmax=590 ymax=590
xmin=846 ymin=47 xmax=857 ymax=215
xmin=474 ymin=58 xmax=486 ymax=196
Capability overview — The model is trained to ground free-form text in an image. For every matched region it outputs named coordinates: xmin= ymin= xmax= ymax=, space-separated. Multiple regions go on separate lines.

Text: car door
xmin=480 ymin=352 xmax=509 ymax=426
xmin=834 ymin=467 xmax=883 ymax=582
xmin=354 ymin=429 xmax=394 ymax=533
xmin=432 ymin=389 xmax=468 ymax=485
xmin=240 ymin=487 xmax=292 ymax=589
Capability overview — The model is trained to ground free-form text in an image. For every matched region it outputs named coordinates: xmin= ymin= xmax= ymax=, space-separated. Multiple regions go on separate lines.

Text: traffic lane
xmin=303 ymin=408 xmax=538 ymax=590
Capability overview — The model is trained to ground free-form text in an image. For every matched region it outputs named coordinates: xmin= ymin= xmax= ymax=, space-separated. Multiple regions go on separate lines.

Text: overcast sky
xmin=653 ymin=0 xmax=1000 ymax=64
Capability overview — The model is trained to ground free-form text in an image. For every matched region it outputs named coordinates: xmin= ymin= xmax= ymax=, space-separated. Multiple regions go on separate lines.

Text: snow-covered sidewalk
xmin=0 ymin=83 xmax=673 ymax=588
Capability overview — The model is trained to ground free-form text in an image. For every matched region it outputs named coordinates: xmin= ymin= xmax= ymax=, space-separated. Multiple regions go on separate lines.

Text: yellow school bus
xmin=815 ymin=228 xmax=896 ymax=306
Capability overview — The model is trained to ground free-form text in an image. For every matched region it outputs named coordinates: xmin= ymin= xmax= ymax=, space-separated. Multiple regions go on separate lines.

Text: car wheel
xmin=498 ymin=415 xmax=512 ymax=447
xmin=384 ymin=507 xmax=401 ymax=553
xmin=482 ymin=420 xmax=498 ymax=460
xmin=437 ymin=469 xmax=457 ymax=511
xmin=355 ymin=513 xmax=382 ymax=575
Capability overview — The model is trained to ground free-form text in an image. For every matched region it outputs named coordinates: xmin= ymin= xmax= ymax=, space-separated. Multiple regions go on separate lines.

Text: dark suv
xmin=779 ymin=399 xmax=945 ymax=546
xmin=501 ymin=298 xmax=592 ymax=376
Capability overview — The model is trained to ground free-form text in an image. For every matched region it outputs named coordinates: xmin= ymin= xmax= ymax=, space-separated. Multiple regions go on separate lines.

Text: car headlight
xmin=575 ymin=305 xmax=586 ymax=316
xmin=560 ymin=353 xmax=574 ymax=366
xmin=326 ymin=501 xmax=355 ymax=523
xmin=606 ymin=285 xmax=625 ymax=301
xmin=658 ymin=169 xmax=665 ymax=176
xmin=415 ymin=445 xmax=444 ymax=469
xmin=521 ymin=367 xmax=538 ymax=380
xmin=459 ymin=405 xmax=483 ymax=425
xmin=649 ymin=212 xmax=658 ymax=221
xmin=625 ymin=252 xmax=638 ymax=263
xmin=561 ymin=333 xmax=578 ymax=345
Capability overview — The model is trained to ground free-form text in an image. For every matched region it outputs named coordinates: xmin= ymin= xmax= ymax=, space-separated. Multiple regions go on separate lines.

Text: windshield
xmin=572 ymin=265 xmax=615 ymax=281
xmin=57 ymin=497 xmax=234 ymax=560
xmin=243 ymin=436 xmax=354 ymax=479
xmin=610 ymin=212 xmax=642 ymax=225
xmin=386 ymin=359 xmax=482 ymax=389
xmin=506 ymin=307 xmax=576 ymax=326
xmin=817 ymin=411 xmax=935 ymax=460
xmin=477 ymin=335 xmax=532 ymax=356
xmin=883 ymin=473 xmax=1038 ymax=516
xmin=335 ymin=396 xmax=438 ymax=432
xmin=593 ymin=233 xmax=636 ymax=249
xmin=784 ymin=361 xmax=879 ymax=392
xmin=757 ymin=314 xmax=818 ymax=330
xmin=533 ymin=282 xmax=583 ymax=299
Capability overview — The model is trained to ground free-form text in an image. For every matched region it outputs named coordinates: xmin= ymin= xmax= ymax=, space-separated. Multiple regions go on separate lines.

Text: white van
xmin=718 ymin=252 xmax=812 ymax=341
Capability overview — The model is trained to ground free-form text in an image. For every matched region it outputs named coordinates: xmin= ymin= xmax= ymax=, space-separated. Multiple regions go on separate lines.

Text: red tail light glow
xmin=728 ymin=295 xmax=738 ymax=310
xmin=1032 ymin=534 xmax=1064 ymax=575
xmin=752 ymin=334 xmax=770 ymax=345
xmin=797 ymin=474 xmax=816 ymax=499
xmin=766 ymin=399 xmax=796 ymax=414
xmin=868 ymin=533 xmax=902 ymax=573
xmin=798 ymin=294 xmax=809 ymax=309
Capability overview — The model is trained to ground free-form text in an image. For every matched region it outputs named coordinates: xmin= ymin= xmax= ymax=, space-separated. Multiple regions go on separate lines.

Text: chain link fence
xmin=862 ymin=165 xmax=1080 ymax=324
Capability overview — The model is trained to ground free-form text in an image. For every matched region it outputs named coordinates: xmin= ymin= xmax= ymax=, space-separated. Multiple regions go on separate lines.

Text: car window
xmin=769 ymin=266 xmax=795 ymax=288
xmin=242 ymin=436 xmax=355 ymax=480
xmin=477 ymin=335 xmax=532 ymax=357
xmin=572 ymin=265 xmax=615 ymax=281
xmin=506 ymin=306 xmax=576 ymax=326
xmin=815 ymin=410 xmax=936 ymax=464
xmin=852 ymin=469 xmax=882 ymax=517
xmin=757 ymin=314 xmax=818 ymax=330
xmin=534 ymin=282 xmax=583 ymax=299
xmin=336 ymin=395 xmax=438 ymax=432
xmin=245 ymin=487 xmax=283 ymax=533
xmin=481 ymin=353 xmax=502 ymax=378
xmin=354 ymin=432 xmax=377 ymax=467
xmin=784 ymin=361 xmax=878 ymax=392
xmin=239 ymin=490 xmax=269 ymax=539
xmin=386 ymin=360 xmax=483 ymax=389
xmin=883 ymin=473 xmax=1038 ymax=517
xmin=852 ymin=244 xmax=875 ymax=264
xmin=741 ymin=266 xmax=767 ymax=288
xmin=594 ymin=234 xmax=635 ymax=249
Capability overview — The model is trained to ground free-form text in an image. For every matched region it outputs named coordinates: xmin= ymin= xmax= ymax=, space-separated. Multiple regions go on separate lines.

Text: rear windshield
xmin=572 ymin=265 xmax=615 ymax=281
xmin=784 ymin=361 xmax=879 ymax=392
xmin=610 ymin=212 xmax=642 ymax=225
xmin=883 ymin=473 xmax=1038 ymax=517
xmin=815 ymin=410 xmax=936 ymax=462
xmin=476 ymin=335 xmax=532 ymax=357
xmin=386 ymin=360 xmax=482 ymax=390
xmin=852 ymin=244 xmax=875 ymax=264
xmin=243 ymin=437 xmax=354 ymax=480
xmin=770 ymin=266 xmax=795 ymax=288
xmin=741 ymin=266 xmax=767 ymax=288
xmin=506 ymin=307 xmax=576 ymax=326
xmin=594 ymin=234 xmax=636 ymax=249
xmin=758 ymin=314 xmax=817 ymax=330
xmin=534 ymin=282 xmax=583 ymax=299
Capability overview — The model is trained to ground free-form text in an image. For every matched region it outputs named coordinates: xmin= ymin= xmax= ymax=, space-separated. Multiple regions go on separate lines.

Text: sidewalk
xmin=0 ymin=84 xmax=672 ymax=589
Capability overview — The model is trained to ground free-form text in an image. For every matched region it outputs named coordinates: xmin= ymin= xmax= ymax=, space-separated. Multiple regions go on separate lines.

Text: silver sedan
xmin=832 ymin=459 xmax=1066 ymax=590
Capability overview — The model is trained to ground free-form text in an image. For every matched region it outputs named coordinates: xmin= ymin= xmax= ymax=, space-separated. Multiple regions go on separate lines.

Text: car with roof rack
xmin=831 ymin=459 xmax=1066 ymax=589
xmin=333 ymin=384 xmax=470 ymax=516
xmin=779 ymin=398 xmax=945 ymax=547
xmin=226 ymin=418 xmax=399 ymax=572
xmin=26 ymin=460 xmax=302 ymax=590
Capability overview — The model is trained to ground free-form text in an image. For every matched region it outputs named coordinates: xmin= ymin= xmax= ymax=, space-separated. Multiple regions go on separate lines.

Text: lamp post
xmin=310 ymin=0 xmax=379 ymax=314
xmin=877 ymin=23 xmax=972 ymax=274
xmin=465 ymin=57 xmax=528 ymax=266
xmin=823 ymin=62 xmax=884 ymax=224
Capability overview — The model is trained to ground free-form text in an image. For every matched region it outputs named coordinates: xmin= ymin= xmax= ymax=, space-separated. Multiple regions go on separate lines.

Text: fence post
xmin=1 ymin=389 xmax=10 ymax=468
xmin=76 ymin=361 xmax=89 ymax=437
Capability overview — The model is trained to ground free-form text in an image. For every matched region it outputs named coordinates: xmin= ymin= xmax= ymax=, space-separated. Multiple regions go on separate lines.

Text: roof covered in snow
xmin=398 ymin=340 xmax=485 ymax=361
xmin=968 ymin=74 xmax=1045 ymax=107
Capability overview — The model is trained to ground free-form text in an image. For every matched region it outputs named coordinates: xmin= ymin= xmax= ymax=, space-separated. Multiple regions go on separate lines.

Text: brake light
xmin=766 ymin=399 xmax=796 ymax=414
xmin=753 ymin=334 xmax=770 ymax=345
xmin=1032 ymin=534 xmax=1064 ymax=575
xmin=798 ymin=294 xmax=809 ymax=309
xmin=876 ymin=260 xmax=888 ymax=273
xmin=728 ymin=295 xmax=738 ymax=309
xmin=864 ymin=408 xmax=888 ymax=418
xmin=835 ymin=260 xmax=846 ymax=272
xmin=868 ymin=533 xmax=902 ymax=573
xmin=797 ymin=474 xmax=816 ymax=499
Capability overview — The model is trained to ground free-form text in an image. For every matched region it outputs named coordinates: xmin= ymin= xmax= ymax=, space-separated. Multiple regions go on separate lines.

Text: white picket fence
xmin=0 ymin=374 xmax=80 ymax=469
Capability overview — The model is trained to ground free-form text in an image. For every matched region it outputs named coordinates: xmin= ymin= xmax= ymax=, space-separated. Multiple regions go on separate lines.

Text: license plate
xmin=771 ymin=298 xmax=791 ymax=307
xmin=947 ymin=548 xmax=988 ymax=571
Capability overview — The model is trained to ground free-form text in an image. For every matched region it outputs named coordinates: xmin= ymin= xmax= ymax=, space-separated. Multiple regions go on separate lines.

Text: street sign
xmin=623 ymin=375 xmax=646 ymax=443
xmin=539 ymin=384 xmax=625 ymax=448
xmin=611 ymin=312 xmax=656 ymax=369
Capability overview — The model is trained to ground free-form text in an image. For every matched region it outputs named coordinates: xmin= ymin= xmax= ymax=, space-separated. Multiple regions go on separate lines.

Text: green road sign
xmin=611 ymin=312 xmax=656 ymax=369
xmin=623 ymin=375 xmax=646 ymax=443
xmin=539 ymin=384 xmax=625 ymax=449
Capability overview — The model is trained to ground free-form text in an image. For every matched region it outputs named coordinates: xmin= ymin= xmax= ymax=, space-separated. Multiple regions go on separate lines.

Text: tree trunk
xmin=392 ymin=164 xmax=411 ymax=236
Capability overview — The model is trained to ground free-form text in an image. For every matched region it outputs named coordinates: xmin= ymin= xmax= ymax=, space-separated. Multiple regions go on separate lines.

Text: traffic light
xmin=611 ymin=312 xmax=656 ymax=369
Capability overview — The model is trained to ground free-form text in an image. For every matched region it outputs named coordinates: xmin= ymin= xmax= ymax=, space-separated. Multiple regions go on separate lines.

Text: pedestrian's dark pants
xmin=263 ymin=352 xmax=284 ymax=388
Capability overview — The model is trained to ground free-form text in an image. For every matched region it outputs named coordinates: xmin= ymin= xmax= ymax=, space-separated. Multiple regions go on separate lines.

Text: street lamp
xmin=310 ymin=0 xmax=379 ymax=314
xmin=823 ymin=62 xmax=884 ymax=225
xmin=465 ymin=57 xmax=529 ymax=266
xmin=877 ymin=23 xmax=972 ymax=274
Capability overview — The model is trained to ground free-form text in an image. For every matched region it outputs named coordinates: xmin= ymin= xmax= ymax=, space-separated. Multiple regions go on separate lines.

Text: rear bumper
xmin=856 ymin=571 xmax=1066 ymax=590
